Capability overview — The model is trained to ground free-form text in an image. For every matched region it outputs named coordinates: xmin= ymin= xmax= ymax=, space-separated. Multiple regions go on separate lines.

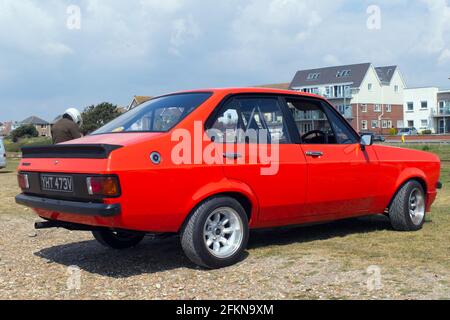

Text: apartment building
xmin=436 ymin=90 xmax=450 ymax=134
xmin=403 ymin=88 xmax=450 ymax=134
xmin=404 ymin=87 xmax=438 ymax=133
xmin=289 ymin=63 xmax=406 ymax=134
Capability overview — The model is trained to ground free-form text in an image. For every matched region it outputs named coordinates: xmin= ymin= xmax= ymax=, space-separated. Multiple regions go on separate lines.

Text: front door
xmin=206 ymin=96 xmax=308 ymax=226
xmin=285 ymin=97 xmax=380 ymax=217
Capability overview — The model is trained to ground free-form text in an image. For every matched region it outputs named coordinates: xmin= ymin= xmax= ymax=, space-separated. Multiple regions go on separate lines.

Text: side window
xmin=209 ymin=102 xmax=241 ymax=143
xmin=208 ymin=97 xmax=290 ymax=144
xmin=323 ymin=102 xmax=358 ymax=144
xmin=286 ymin=98 xmax=336 ymax=144
xmin=286 ymin=98 xmax=357 ymax=144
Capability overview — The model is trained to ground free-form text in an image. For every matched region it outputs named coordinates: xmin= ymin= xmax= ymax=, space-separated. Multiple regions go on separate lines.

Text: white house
xmin=289 ymin=63 xmax=406 ymax=134
xmin=403 ymin=87 xmax=439 ymax=133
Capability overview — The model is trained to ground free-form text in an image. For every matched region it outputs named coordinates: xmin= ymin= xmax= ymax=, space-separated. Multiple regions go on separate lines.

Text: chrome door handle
xmin=305 ymin=151 xmax=324 ymax=157
xmin=223 ymin=153 xmax=242 ymax=159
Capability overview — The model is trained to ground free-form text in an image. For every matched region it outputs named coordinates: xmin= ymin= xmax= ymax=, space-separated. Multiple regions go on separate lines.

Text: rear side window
xmin=93 ymin=92 xmax=212 ymax=134
xmin=208 ymin=97 xmax=291 ymax=144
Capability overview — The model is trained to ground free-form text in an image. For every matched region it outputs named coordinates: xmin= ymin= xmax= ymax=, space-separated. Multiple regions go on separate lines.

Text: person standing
xmin=51 ymin=108 xmax=83 ymax=144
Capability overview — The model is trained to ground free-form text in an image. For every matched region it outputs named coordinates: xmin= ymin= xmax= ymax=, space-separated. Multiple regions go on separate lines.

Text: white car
xmin=0 ymin=138 xmax=6 ymax=169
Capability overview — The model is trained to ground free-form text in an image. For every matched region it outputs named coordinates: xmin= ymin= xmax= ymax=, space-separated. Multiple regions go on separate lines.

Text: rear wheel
xmin=389 ymin=180 xmax=426 ymax=231
xmin=92 ymin=230 xmax=145 ymax=249
xmin=181 ymin=196 xmax=249 ymax=269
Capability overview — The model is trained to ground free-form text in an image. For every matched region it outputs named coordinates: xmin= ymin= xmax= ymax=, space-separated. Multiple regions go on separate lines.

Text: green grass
xmin=3 ymin=136 xmax=52 ymax=153
xmin=0 ymin=158 xmax=20 ymax=173
xmin=392 ymin=143 xmax=450 ymax=161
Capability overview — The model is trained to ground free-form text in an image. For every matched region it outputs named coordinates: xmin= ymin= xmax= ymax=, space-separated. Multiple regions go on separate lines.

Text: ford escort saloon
xmin=16 ymin=88 xmax=441 ymax=269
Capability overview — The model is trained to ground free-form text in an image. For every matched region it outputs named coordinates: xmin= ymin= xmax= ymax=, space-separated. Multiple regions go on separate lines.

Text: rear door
xmin=284 ymin=97 xmax=380 ymax=217
xmin=206 ymin=95 xmax=308 ymax=226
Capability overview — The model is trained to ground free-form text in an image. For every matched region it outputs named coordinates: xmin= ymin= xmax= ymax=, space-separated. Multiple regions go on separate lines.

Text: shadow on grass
xmin=0 ymin=171 xmax=13 ymax=174
xmin=35 ymin=215 xmax=391 ymax=278
xmin=248 ymin=214 xmax=392 ymax=249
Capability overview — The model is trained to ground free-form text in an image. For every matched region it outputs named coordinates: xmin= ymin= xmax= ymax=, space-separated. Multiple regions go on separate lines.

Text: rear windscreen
xmin=93 ymin=92 xmax=212 ymax=134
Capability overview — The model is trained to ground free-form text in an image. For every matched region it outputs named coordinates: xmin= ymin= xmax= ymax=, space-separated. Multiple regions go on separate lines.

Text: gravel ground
xmin=1 ymin=164 xmax=449 ymax=300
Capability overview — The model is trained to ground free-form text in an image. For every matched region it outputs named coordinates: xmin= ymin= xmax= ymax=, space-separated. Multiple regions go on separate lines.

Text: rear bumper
xmin=15 ymin=193 xmax=121 ymax=217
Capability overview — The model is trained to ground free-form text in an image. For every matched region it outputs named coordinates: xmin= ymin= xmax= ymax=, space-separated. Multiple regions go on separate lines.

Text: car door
xmin=284 ymin=97 xmax=380 ymax=217
xmin=206 ymin=95 xmax=308 ymax=226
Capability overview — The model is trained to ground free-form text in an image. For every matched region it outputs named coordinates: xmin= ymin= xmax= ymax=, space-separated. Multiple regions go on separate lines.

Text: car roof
xmin=162 ymin=87 xmax=324 ymax=100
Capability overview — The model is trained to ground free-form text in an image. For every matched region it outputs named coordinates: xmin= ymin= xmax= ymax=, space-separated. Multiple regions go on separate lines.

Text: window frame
xmin=92 ymin=91 xmax=213 ymax=135
xmin=361 ymin=120 xmax=368 ymax=131
xmin=421 ymin=101 xmax=428 ymax=110
xmin=204 ymin=94 xmax=295 ymax=145
xmin=407 ymin=102 xmax=414 ymax=112
xmin=205 ymin=93 xmax=361 ymax=145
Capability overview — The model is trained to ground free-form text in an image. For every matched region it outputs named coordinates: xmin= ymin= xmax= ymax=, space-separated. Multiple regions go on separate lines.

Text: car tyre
xmin=389 ymin=180 xmax=426 ymax=231
xmin=92 ymin=230 xmax=145 ymax=249
xmin=181 ymin=196 xmax=249 ymax=269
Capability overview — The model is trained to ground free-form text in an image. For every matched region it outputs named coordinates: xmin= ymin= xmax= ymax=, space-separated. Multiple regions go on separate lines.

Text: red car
xmin=16 ymin=88 xmax=441 ymax=269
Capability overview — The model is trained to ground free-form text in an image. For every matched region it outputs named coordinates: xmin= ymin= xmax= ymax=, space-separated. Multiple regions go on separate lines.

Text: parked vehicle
xmin=0 ymin=138 xmax=6 ymax=169
xmin=398 ymin=127 xmax=418 ymax=136
xmin=15 ymin=88 xmax=441 ymax=269
xmin=359 ymin=131 xmax=385 ymax=143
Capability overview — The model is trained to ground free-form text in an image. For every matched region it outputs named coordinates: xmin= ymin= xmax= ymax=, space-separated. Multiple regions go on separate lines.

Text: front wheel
xmin=389 ymin=180 xmax=426 ymax=231
xmin=92 ymin=230 xmax=145 ymax=249
xmin=181 ymin=197 xmax=249 ymax=269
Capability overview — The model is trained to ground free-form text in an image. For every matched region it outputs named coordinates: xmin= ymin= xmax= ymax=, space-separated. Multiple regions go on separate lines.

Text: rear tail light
xmin=17 ymin=173 xmax=30 ymax=190
xmin=86 ymin=176 xmax=120 ymax=197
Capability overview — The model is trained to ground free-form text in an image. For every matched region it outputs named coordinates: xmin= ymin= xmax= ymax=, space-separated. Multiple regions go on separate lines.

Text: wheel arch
xmin=179 ymin=180 xmax=259 ymax=232
xmin=395 ymin=168 xmax=428 ymax=194
xmin=387 ymin=170 xmax=428 ymax=210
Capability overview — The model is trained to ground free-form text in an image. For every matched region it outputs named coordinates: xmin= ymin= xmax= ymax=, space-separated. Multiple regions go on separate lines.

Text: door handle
xmin=223 ymin=153 xmax=242 ymax=159
xmin=305 ymin=151 xmax=324 ymax=157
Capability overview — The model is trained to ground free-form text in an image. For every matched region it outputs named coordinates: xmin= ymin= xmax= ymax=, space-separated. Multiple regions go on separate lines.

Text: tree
xmin=10 ymin=124 xmax=39 ymax=142
xmin=80 ymin=102 xmax=122 ymax=135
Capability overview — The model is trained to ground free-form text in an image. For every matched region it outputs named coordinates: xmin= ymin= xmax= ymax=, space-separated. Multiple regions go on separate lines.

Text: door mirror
xmin=360 ymin=134 xmax=373 ymax=148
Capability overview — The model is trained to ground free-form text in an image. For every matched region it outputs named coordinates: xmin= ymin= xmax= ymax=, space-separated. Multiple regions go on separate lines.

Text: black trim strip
xmin=21 ymin=144 xmax=123 ymax=159
xmin=15 ymin=193 xmax=121 ymax=216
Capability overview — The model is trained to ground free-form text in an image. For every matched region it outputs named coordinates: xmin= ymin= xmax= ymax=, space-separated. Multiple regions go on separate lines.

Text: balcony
xmin=323 ymin=92 xmax=353 ymax=100
xmin=337 ymin=105 xmax=353 ymax=119
xmin=432 ymin=107 xmax=450 ymax=117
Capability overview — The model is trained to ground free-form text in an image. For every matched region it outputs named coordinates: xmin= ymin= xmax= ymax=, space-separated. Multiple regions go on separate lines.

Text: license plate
xmin=41 ymin=174 xmax=73 ymax=193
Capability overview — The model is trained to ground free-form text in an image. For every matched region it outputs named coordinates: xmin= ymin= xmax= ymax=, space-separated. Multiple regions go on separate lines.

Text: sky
xmin=1 ymin=0 xmax=450 ymax=122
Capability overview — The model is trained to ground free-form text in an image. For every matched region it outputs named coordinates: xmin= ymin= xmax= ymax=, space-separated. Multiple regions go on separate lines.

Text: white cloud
xmin=41 ymin=42 xmax=74 ymax=56
xmin=416 ymin=0 xmax=450 ymax=62
xmin=438 ymin=49 xmax=450 ymax=64
xmin=323 ymin=54 xmax=341 ymax=66
xmin=140 ymin=0 xmax=183 ymax=14
xmin=169 ymin=16 xmax=201 ymax=56
xmin=2 ymin=0 xmax=450 ymax=122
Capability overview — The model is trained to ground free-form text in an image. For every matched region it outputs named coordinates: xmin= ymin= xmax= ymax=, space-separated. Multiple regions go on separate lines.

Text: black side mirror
xmin=360 ymin=134 xmax=373 ymax=150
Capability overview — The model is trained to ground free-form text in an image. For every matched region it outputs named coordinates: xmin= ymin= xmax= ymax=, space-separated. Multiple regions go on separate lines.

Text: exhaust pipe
xmin=35 ymin=221 xmax=61 ymax=229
